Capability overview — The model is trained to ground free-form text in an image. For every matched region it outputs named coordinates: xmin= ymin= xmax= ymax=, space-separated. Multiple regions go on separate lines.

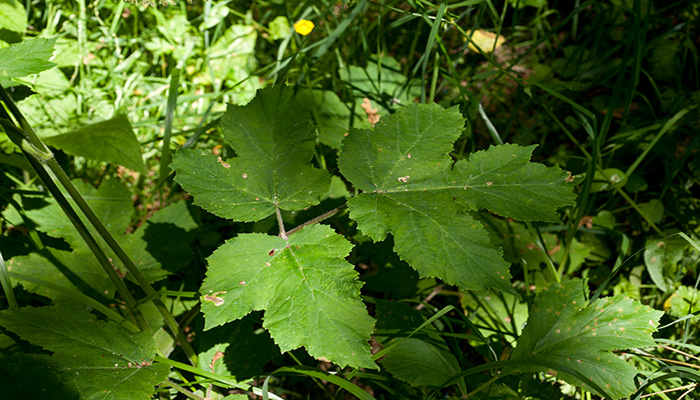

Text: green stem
xmin=45 ymin=155 xmax=197 ymax=363
xmin=0 ymin=85 xmax=197 ymax=364
xmin=286 ymin=205 xmax=346 ymax=237
xmin=0 ymin=251 xmax=18 ymax=309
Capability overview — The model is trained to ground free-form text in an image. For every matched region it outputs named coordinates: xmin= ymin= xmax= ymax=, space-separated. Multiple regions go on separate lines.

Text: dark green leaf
xmin=0 ymin=305 xmax=170 ymax=400
xmin=511 ymin=279 xmax=663 ymax=400
xmin=171 ymin=86 xmax=330 ymax=222
xmin=200 ymin=224 xmax=376 ymax=369
xmin=339 ymin=103 xmax=576 ymax=293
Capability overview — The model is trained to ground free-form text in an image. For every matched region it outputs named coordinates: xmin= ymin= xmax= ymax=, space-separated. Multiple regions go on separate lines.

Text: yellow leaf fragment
xmin=294 ymin=19 xmax=315 ymax=36
xmin=466 ymin=29 xmax=506 ymax=53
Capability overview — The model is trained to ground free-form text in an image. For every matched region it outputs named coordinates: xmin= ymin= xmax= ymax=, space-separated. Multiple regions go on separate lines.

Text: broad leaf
xmin=0 ymin=37 xmax=57 ymax=86
xmin=296 ymin=88 xmax=373 ymax=150
xmin=375 ymin=300 xmax=460 ymax=387
xmin=339 ymin=55 xmax=421 ymax=109
xmin=44 ymin=114 xmax=146 ymax=173
xmin=200 ymin=224 xmax=376 ymax=369
xmin=380 ymin=337 xmax=460 ymax=387
xmin=9 ymin=184 xmax=194 ymax=301
xmin=0 ymin=0 xmax=26 ymax=32
xmin=511 ymin=279 xmax=663 ymax=400
xmin=338 ymin=103 xmax=576 ymax=292
xmin=171 ymin=85 xmax=330 ymax=222
xmin=0 ymin=305 xmax=170 ymax=400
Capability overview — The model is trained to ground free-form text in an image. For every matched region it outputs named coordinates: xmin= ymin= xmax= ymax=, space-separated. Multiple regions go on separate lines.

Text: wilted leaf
xmin=466 ymin=29 xmax=506 ymax=53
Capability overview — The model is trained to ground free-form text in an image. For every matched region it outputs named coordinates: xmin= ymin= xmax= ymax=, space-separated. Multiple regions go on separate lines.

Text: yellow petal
xmin=294 ymin=19 xmax=315 ymax=36
xmin=466 ymin=29 xmax=506 ymax=53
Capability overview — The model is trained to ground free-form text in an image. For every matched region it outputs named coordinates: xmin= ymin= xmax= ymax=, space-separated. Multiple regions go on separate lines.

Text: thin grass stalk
xmin=0 ymin=85 xmax=197 ymax=364
xmin=0 ymin=251 xmax=18 ymax=309
xmin=157 ymin=68 xmax=180 ymax=196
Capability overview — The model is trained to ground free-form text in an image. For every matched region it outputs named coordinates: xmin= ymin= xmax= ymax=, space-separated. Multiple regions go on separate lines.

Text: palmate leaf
xmin=200 ymin=224 xmax=376 ymax=369
xmin=338 ymin=103 xmax=576 ymax=293
xmin=0 ymin=305 xmax=170 ymax=400
xmin=171 ymin=85 xmax=330 ymax=222
xmin=511 ymin=279 xmax=663 ymax=400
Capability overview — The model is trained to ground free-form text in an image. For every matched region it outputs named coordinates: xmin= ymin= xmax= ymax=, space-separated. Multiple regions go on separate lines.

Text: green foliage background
xmin=1 ymin=0 xmax=699 ymax=399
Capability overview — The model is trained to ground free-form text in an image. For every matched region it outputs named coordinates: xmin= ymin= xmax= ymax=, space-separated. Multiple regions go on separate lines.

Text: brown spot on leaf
xmin=203 ymin=291 xmax=227 ymax=306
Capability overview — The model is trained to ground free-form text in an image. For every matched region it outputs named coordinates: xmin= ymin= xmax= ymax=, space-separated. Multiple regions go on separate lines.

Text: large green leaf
xmin=511 ymin=279 xmax=663 ymax=400
xmin=44 ymin=115 xmax=146 ymax=173
xmin=338 ymin=103 xmax=576 ymax=293
xmin=0 ymin=37 xmax=56 ymax=86
xmin=171 ymin=85 xmax=330 ymax=222
xmin=0 ymin=0 xmax=26 ymax=32
xmin=0 ymin=305 xmax=170 ymax=400
xmin=200 ymin=224 xmax=376 ymax=369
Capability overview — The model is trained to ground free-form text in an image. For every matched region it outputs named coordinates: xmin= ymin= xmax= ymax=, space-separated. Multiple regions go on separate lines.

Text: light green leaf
xmin=0 ymin=37 xmax=56 ymax=85
xmin=0 ymin=0 xmax=26 ymax=32
xmin=338 ymin=103 xmax=576 ymax=292
xmin=268 ymin=16 xmax=291 ymax=40
xmin=591 ymin=168 xmax=627 ymax=192
xmin=44 ymin=115 xmax=146 ymax=173
xmin=511 ymin=279 xmax=663 ymax=400
xmin=668 ymin=286 xmax=700 ymax=323
xmin=0 ymin=305 xmax=170 ymax=400
xmin=200 ymin=224 xmax=376 ymax=369
xmin=644 ymin=235 xmax=687 ymax=292
xmin=171 ymin=86 xmax=330 ymax=222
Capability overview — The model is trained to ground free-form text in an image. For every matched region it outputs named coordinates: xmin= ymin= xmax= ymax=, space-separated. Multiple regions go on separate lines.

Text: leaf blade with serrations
xmin=200 ymin=224 xmax=376 ymax=369
xmin=171 ymin=86 xmax=330 ymax=222
xmin=0 ymin=305 xmax=170 ymax=400
xmin=44 ymin=114 xmax=146 ymax=173
xmin=0 ymin=37 xmax=57 ymax=86
xmin=511 ymin=279 xmax=663 ymax=400
xmin=338 ymin=103 xmax=576 ymax=293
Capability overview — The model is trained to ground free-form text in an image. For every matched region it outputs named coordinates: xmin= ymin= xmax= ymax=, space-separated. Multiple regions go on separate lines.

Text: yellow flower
xmin=294 ymin=19 xmax=315 ymax=36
